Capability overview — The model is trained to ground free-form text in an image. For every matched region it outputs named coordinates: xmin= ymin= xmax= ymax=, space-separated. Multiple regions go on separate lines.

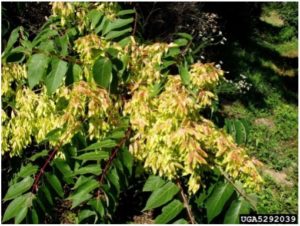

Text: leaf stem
xmin=176 ymin=179 xmax=196 ymax=224
xmin=218 ymin=167 xmax=257 ymax=210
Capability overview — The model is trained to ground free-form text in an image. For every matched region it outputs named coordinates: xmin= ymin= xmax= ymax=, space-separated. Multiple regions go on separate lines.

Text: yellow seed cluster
xmin=125 ymin=63 xmax=262 ymax=193
xmin=94 ymin=2 xmax=120 ymax=21
xmin=2 ymin=63 xmax=27 ymax=96
xmin=2 ymin=88 xmax=59 ymax=156
xmin=74 ymin=34 xmax=106 ymax=63
xmin=51 ymin=3 xmax=119 ymax=32
xmin=51 ymin=2 xmax=75 ymax=27
xmin=2 ymin=80 xmax=119 ymax=157
xmin=62 ymin=81 xmax=119 ymax=140
xmin=128 ymin=39 xmax=171 ymax=88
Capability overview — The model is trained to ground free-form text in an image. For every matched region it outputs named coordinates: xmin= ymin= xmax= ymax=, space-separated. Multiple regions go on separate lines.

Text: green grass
xmin=260 ymin=38 xmax=298 ymax=59
xmin=216 ymin=31 xmax=298 ymax=215
xmin=260 ymin=10 xmax=285 ymax=27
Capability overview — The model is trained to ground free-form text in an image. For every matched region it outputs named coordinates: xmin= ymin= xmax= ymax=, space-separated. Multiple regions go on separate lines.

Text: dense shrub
xmin=2 ymin=2 xmax=262 ymax=224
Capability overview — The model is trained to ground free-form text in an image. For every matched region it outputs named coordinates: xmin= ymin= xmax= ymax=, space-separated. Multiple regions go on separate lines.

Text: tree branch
xmin=31 ymin=124 xmax=80 ymax=193
xmin=31 ymin=143 xmax=62 ymax=193
xmin=176 ymin=179 xmax=196 ymax=224
xmin=96 ymin=128 xmax=132 ymax=197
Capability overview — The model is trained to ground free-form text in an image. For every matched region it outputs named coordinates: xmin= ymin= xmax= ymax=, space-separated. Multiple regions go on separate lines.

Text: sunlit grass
xmin=260 ymin=10 xmax=285 ymax=27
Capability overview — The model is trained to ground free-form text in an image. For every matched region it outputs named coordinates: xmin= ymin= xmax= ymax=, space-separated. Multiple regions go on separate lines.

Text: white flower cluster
xmin=224 ymin=74 xmax=252 ymax=94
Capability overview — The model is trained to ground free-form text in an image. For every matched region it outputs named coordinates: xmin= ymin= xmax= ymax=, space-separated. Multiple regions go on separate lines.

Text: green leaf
xmin=118 ymin=37 xmax=132 ymax=47
xmin=69 ymin=193 xmax=92 ymax=209
xmin=103 ymin=18 xmax=133 ymax=35
xmin=224 ymin=198 xmax=251 ymax=224
xmin=53 ymin=158 xmax=74 ymax=184
xmin=41 ymin=185 xmax=54 ymax=205
xmin=80 ymin=139 xmax=117 ymax=152
xmin=117 ymin=9 xmax=135 ymax=16
xmin=120 ymin=148 xmax=133 ymax=176
xmin=55 ymin=35 xmax=69 ymax=57
xmin=176 ymin=32 xmax=193 ymax=41
xmin=74 ymin=164 xmax=102 ymax=176
xmin=179 ymin=64 xmax=190 ymax=85
xmin=68 ymin=180 xmax=99 ymax=209
xmin=234 ymin=120 xmax=247 ymax=145
xmin=88 ymin=198 xmax=105 ymax=217
xmin=14 ymin=206 xmax=28 ymax=224
xmin=45 ymin=128 xmax=63 ymax=142
xmin=32 ymin=28 xmax=58 ymax=47
xmin=95 ymin=17 xmax=109 ymax=34
xmin=27 ymin=53 xmax=49 ymax=88
xmin=2 ymin=26 xmax=20 ymax=59
xmin=105 ymin=27 xmax=132 ymax=40
xmin=45 ymin=172 xmax=64 ymax=198
xmin=16 ymin=164 xmax=38 ymax=179
xmin=30 ymin=208 xmax=39 ymax=224
xmin=109 ymin=130 xmax=125 ymax=139
xmin=37 ymin=40 xmax=55 ymax=53
xmin=161 ymin=60 xmax=176 ymax=69
xmin=78 ymin=209 xmax=96 ymax=223
xmin=173 ymin=218 xmax=188 ymax=224
xmin=29 ymin=150 xmax=49 ymax=161
xmin=165 ymin=47 xmax=180 ymax=57
xmin=155 ymin=199 xmax=184 ymax=224
xmin=4 ymin=177 xmax=34 ymax=201
xmin=45 ymin=58 xmax=68 ymax=95
xmin=205 ymin=182 xmax=234 ymax=223
xmin=107 ymin=167 xmax=120 ymax=194
xmin=92 ymin=57 xmax=112 ymax=89
xmin=150 ymin=82 xmax=164 ymax=97
xmin=143 ymin=175 xmax=166 ymax=192
xmin=66 ymin=63 xmax=82 ymax=85
xmin=74 ymin=151 xmax=109 ymax=161
xmin=174 ymin=38 xmax=189 ymax=46
xmin=143 ymin=182 xmax=179 ymax=211
xmin=2 ymin=193 xmax=33 ymax=223
xmin=71 ymin=179 xmax=99 ymax=196
xmin=73 ymin=176 xmax=93 ymax=190
xmin=88 ymin=10 xmax=103 ymax=29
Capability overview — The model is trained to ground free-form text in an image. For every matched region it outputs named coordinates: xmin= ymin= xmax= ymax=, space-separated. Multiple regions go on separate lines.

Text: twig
xmin=181 ymin=39 xmax=193 ymax=57
xmin=218 ymin=167 xmax=257 ymax=210
xmin=176 ymin=179 xmax=196 ymax=224
xmin=96 ymin=128 xmax=132 ymax=197
xmin=31 ymin=143 xmax=62 ymax=193
xmin=132 ymin=8 xmax=138 ymax=36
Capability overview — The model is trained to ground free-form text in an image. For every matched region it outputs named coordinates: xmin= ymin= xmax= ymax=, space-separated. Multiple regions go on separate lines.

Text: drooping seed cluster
xmin=2 ymin=76 xmax=118 ymax=156
xmin=51 ymin=2 xmax=119 ymax=33
xmin=125 ymin=62 xmax=263 ymax=193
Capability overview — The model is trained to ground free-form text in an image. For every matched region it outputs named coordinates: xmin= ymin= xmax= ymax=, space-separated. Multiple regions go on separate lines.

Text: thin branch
xmin=31 ymin=143 xmax=62 ymax=193
xmin=176 ymin=179 xmax=196 ymax=224
xmin=181 ymin=39 xmax=193 ymax=57
xmin=96 ymin=128 xmax=132 ymax=197
xmin=218 ymin=167 xmax=257 ymax=210
xmin=31 ymin=124 xmax=80 ymax=193
xmin=132 ymin=8 xmax=138 ymax=36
